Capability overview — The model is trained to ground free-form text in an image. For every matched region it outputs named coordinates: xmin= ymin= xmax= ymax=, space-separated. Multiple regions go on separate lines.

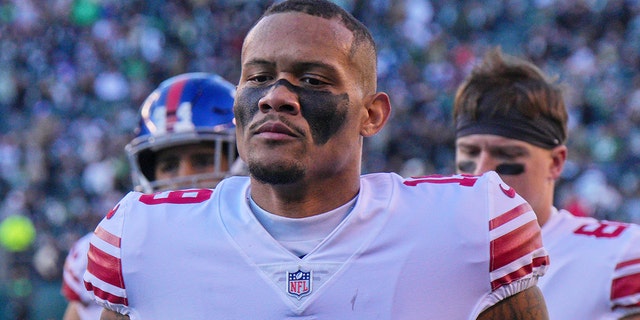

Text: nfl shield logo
xmin=287 ymin=269 xmax=312 ymax=299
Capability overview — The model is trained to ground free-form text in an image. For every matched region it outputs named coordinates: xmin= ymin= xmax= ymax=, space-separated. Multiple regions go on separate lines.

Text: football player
xmin=61 ymin=72 xmax=238 ymax=319
xmin=454 ymin=47 xmax=640 ymax=319
xmin=85 ymin=1 xmax=550 ymax=318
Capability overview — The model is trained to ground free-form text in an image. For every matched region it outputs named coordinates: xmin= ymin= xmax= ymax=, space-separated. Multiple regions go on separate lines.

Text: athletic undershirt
xmin=248 ymin=189 xmax=357 ymax=257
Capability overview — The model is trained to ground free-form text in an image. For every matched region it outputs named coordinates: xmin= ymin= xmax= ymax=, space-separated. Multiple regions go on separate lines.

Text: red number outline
xmin=138 ymin=189 xmax=213 ymax=205
xmin=574 ymin=221 xmax=628 ymax=238
xmin=403 ymin=174 xmax=478 ymax=187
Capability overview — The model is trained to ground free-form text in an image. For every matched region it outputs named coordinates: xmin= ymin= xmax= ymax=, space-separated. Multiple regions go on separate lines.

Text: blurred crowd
xmin=1 ymin=0 xmax=640 ymax=318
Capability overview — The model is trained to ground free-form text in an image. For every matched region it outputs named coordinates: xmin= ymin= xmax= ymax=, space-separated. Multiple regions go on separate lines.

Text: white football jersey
xmin=61 ymin=232 xmax=103 ymax=320
xmin=539 ymin=208 xmax=640 ymax=319
xmin=83 ymin=172 xmax=548 ymax=319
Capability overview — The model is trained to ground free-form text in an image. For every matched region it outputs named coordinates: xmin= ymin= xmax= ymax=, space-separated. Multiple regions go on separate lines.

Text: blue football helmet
xmin=126 ymin=72 xmax=237 ymax=193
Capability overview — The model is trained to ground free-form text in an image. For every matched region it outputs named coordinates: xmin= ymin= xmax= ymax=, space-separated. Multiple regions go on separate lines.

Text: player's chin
xmin=250 ymin=139 xmax=305 ymax=158
xmin=247 ymin=158 xmax=305 ymax=185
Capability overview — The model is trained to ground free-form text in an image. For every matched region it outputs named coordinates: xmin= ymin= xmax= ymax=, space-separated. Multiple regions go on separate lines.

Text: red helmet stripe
xmin=165 ymin=79 xmax=187 ymax=131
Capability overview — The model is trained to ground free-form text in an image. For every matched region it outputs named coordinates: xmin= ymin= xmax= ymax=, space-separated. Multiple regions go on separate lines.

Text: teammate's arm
xmin=62 ymin=302 xmax=81 ymax=320
xmin=477 ymin=286 xmax=549 ymax=320
xmin=620 ymin=314 xmax=640 ymax=320
xmin=100 ymin=309 xmax=130 ymax=320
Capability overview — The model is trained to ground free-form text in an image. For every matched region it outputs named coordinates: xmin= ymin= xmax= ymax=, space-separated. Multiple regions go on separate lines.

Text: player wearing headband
xmin=454 ymin=47 xmax=640 ymax=319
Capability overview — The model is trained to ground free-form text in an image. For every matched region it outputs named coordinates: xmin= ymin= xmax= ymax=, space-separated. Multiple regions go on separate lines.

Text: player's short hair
xmin=263 ymin=0 xmax=375 ymax=56
xmin=453 ymin=47 xmax=568 ymax=148
xmin=256 ymin=0 xmax=378 ymax=93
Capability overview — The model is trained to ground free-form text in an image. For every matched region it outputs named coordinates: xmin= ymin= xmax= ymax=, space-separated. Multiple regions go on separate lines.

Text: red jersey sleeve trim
xmin=61 ymin=280 xmax=82 ymax=302
xmin=616 ymin=258 xmax=640 ymax=270
xmin=84 ymin=280 xmax=129 ymax=306
xmin=87 ymin=243 xmax=125 ymax=290
xmin=611 ymin=272 xmax=640 ymax=301
xmin=489 ymin=203 xmax=532 ymax=230
xmin=490 ymin=219 xmax=544 ymax=271
xmin=490 ymin=256 xmax=549 ymax=291
xmin=95 ymin=226 xmax=121 ymax=248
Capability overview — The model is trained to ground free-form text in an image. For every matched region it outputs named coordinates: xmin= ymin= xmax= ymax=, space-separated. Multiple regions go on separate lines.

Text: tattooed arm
xmin=477 ymin=286 xmax=549 ymax=320
xmin=100 ymin=309 xmax=130 ymax=320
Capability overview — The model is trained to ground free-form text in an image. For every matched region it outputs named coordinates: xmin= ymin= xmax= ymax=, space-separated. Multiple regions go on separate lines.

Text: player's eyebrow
xmin=243 ymin=59 xmax=274 ymax=69
xmin=456 ymin=141 xmax=478 ymax=149
xmin=487 ymin=144 xmax=529 ymax=156
xmin=244 ymin=59 xmax=339 ymax=75
xmin=156 ymin=154 xmax=179 ymax=163
xmin=293 ymin=61 xmax=339 ymax=74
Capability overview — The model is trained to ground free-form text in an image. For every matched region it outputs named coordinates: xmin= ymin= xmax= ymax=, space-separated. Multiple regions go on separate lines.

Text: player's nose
xmin=178 ymin=160 xmax=197 ymax=176
xmin=258 ymin=79 xmax=300 ymax=114
xmin=474 ymin=152 xmax=498 ymax=175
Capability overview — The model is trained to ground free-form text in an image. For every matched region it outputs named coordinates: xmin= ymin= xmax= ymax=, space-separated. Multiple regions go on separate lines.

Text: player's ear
xmin=361 ymin=92 xmax=391 ymax=137
xmin=549 ymin=145 xmax=567 ymax=180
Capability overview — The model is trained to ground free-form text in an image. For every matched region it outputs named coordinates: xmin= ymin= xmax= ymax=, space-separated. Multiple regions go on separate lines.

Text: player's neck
xmin=533 ymin=202 xmax=554 ymax=227
xmin=249 ymin=175 xmax=360 ymax=219
xmin=536 ymin=185 xmax=557 ymax=226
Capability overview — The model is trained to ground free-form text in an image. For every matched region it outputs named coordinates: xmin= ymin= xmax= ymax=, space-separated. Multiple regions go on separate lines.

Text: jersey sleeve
xmin=61 ymin=233 xmax=93 ymax=304
xmin=610 ymin=224 xmax=640 ymax=317
xmin=82 ymin=192 xmax=136 ymax=316
xmin=481 ymin=172 xmax=550 ymax=307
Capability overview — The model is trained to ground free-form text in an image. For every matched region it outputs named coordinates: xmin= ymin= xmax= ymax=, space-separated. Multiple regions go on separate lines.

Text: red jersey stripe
xmin=106 ymin=204 xmax=120 ymax=219
xmin=490 ymin=256 xmax=549 ymax=291
xmin=611 ymin=272 xmax=640 ymax=300
xmin=61 ymin=280 xmax=82 ymax=302
xmin=491 ymin=220 xmax=543 ymax=271
xmin=95 ymin=226 xmax=121 ymax=248
xmin=84 ymin=280 xmax=129 ymax=306
xmin=87 ymin=243 xmax=125 ymax=289
xmin=613 ymin=299 xmax=640 ymax=310
xmin=491 ymin=263 xmax=532 ymax=291
xmin=64 ymin=264 xmax=82 ymax=284
xmin=489 ymin=203 xmax=532 ymax=230
xmin=532 ymin=255 xmax=550 ymax=269
xmin=616 ymin=258 xmax=640 ymax=270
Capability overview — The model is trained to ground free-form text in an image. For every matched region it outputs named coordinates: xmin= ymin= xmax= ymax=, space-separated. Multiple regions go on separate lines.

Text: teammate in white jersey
xmin=62 ymin=233 xmax=101 ymax=320
xmin=84 ymin=1 xmax=550 ymax=318
xmin=454 ymin=47 xmax=640 ymax=319
xmin=61 ymin=72 xmax=238 ymax=319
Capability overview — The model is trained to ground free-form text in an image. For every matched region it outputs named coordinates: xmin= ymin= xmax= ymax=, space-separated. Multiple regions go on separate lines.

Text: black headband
xmin=455 ymin=107 xmax=565 ymax=149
